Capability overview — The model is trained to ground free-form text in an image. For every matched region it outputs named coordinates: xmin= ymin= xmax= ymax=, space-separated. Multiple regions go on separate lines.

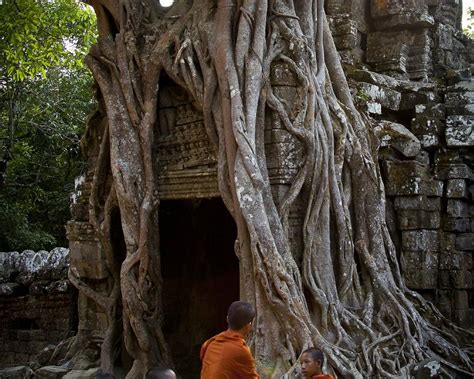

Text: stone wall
xmin=326 ymin=0 xmax=473 ymax=328
xmin=0 ymin=249 xmax=75 ymax=368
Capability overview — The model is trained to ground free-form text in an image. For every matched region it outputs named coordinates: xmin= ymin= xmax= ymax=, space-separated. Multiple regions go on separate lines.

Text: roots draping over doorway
xmin=70 ymin=0 xmax=473 ymax=377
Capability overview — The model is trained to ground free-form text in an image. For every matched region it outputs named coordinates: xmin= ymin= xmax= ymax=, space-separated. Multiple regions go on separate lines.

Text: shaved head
xmin=145 ymin=368 xmax=177 ymax=379
xmin=227 ymin=301 xmax=255 ymax=330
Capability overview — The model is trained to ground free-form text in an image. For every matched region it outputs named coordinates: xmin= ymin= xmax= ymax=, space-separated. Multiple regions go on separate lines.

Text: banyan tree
xmin=68 ymin=0 xmax=473 ymax=377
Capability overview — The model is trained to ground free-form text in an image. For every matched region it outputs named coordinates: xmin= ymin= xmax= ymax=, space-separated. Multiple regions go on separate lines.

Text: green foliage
xmin=1 ymin=0 xmax=96 ymax=81
xmin=464 ymin=7 xmax=474 ymax=39
xmin=0 ymin=0 xmax=97 ymax=251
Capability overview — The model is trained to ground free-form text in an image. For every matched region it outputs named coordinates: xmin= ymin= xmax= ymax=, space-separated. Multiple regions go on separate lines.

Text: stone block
xmin=397 ymin=210 xmax=440 ymax=230
xmin=357 ymin=82 xmax=401 ymax=111
xmin=440 ymin=233 xmax=457 ymax=253
xmin=69 ymin=241 xmax=107 ymax=280
xmin=384 ymin=161 xmax=427 ymax=196
xmin=400 ymin=91 xmax=439 ymax=111
xmin=63 ymin=368 xmax=101 ymax=379
xmin=394 ymin=196 xmax=441 ymax=211
xmin=414 ymin=103 xmax=446 ymax=118
xmin=438 ymin=251 xmax=463 ymax=270
xmin=411 ymin=116 xmax=444 ymax=135
xmin=333 ymin=33 xmax=358 ymax=50
xmin=422 ymin=179 xmax=443 ymax=197
xmin=453 ymin=309 xmax=474 ymax=329
xmin=435 ymin=290 xmax=452 ymax=317
xmin=348 ymin=69 xmax=400 ymax=88
xmin=449 ymin=80 xmax=474 ymax=92
xmin=375 ymin=121 xmax=421 ymax=157
xmin=420 ymin=133 xmax=440 ymax=149
xmin=447 ymin=200 xmax=469 ymax=217
xmin=445 ymin=115 xmax=474 ymax=147
xmin=444 ymin=218 xmax=471 ymax=232
xmin=453 ymin=290 xmax=469 ymax=310
xmin=446 ymin=179 xmax=467 ymax=198
xmin=270 ymin=62 xmax=298 ymax=86
xmin=403 ymin=251 xmax=438 ymax=289
xmin=445 ymin=91 xmax=474 ymax=115
xmin=414 ymin=150 xmax=430 ymax=165
xmin=440 ymin=269 xmax=472 ymax=289
xmin=402 ymin=230 xmax=439 ymax=252
xmin=0 ymin=366 xmax=34 ymax=379
xmin=436 ymin=163 xmax=473 ymax=180
xmin=66 ymin=221 xmax=98 ymax=242
xmin=455 ymin=233 xmax=474 ymax=251
xmin=34 ymin=366 xmax=70 ymax=379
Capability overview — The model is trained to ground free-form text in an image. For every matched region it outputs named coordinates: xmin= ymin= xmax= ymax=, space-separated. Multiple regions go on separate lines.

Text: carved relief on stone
xmin=156 ymin=84 xmax=217 ymax=172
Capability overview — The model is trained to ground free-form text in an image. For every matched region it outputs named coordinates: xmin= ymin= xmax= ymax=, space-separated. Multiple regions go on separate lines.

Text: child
xmin=300 ymin=348 xmax=334 ymax=379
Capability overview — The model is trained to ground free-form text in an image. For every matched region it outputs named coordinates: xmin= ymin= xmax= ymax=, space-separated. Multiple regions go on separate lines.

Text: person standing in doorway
xmin=200 ymin=301 xmax=260 ymax=378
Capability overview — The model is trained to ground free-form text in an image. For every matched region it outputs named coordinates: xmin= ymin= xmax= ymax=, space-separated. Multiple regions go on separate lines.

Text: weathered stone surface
xmin=446 ymin=179 xmax=467 ymax=198
xmin=0 ymin=249 xmax=69 ymax=287
xmin=62 ymin=368 xmax=101 ymax=379
xmin=0 ymin=250 xmax=73 ymax=369
xmin=447 ymin=199 xmax=470 ymax=217
xmin=453 ymin=309 xmax=474 ymax=329
xmin=445 ymin=115 xmax=474 ymax=147
xmin=444 ymin=218 xmax=471 ymax=233
xmin=357 ymin=82 xmax=401 ymax=111
xmin=411 ymin=116 xmax=444 ymax=136
xmin=398 ymin=210 xmax=440 ymax=230
xmin=0 ymin=366 xmax=33 ymax=379
xmin=402 ymin=230 xmax=439 ymax=252
xmin=403 ymin=251 xmax=438 ymax=289
xmin=436 ymin=163 xmax=473 ymax=180
xmin=347 ymin=69 xmax=400 ymax=88
xmin=455 ymin=233 xmax=474 ymax=251
xmin=68 ymin=241 xmax=106 ymax=280
xmin=384 ymin=161 xmax=426 ymax=196
xmin=414 ymin=150 xmax=430 ymax=165
xmin=445 ymin=91 xmax=474 ymax=115
xmin=34 ymin=366 xmax=70 ymax=379
xmin=393 ymin=196 xmax=441 ymax=211
xmin=423 ymin=180 xmax=444 ymax=197
xmin=439 ymin=269 xmax=472 ymax=289
xmin=439 ymin=251 xmax=464 ymax=270
xmin=375 ymin=121 xmax=420 ymax=157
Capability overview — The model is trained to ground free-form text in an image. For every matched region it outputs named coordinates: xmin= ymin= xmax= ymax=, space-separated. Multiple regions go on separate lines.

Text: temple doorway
xmin=159 ymin=198 xmax=239 ymax=378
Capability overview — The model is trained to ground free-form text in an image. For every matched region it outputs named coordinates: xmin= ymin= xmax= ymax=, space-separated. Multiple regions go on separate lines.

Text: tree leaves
xmin=0 ymin=0 xmax=97 ymax=80
xmin=0 ymin=0 xmax=97 ymax=251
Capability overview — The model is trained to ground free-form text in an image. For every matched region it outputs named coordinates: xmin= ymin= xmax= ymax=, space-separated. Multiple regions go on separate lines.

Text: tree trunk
xmin=75 ymin=0 xmax=473 ymax=377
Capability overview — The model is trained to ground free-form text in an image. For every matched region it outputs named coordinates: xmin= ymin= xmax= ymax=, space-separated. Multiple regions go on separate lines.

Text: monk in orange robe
xmin=200 ymin=301 xmax=260 ymax=379
xmin=300 ymin=348 xmax=335 ymax=379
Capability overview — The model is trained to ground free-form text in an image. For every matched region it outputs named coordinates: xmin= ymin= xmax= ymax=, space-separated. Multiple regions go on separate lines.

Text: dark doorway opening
xmin=160 ymin=198 xmax=239 ymax=378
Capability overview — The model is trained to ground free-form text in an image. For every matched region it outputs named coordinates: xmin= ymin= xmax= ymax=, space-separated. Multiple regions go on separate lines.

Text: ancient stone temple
xmin=2 ymin=0 xmax=471 ymax=377
xmin=0 ymin=249 xmax=74 ymax=369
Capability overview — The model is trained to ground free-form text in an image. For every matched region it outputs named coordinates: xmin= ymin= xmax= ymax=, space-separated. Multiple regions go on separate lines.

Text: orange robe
xmin=200 ymin=330 xmax=260 ymax=379
xmin=312 ymin=375 xmax=334 ymax=379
